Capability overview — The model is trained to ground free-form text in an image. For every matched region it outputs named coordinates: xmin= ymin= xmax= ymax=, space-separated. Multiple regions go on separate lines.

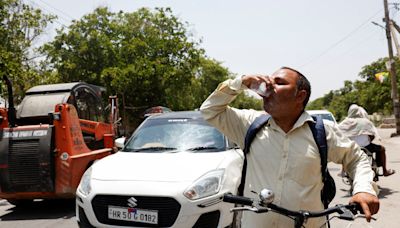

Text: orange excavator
xmin=0 ymin=75 xmax=119 ymax=206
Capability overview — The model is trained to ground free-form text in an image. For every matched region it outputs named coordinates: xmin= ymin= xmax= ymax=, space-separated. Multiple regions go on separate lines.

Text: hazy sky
xmin=29 ymin=0 xmax=399 ymax=101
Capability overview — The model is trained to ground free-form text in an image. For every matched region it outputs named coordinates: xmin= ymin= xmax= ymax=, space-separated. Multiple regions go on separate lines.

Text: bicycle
xmin=342 ymin=147 xmax=379 ymax=195
xmin=223 ymin=188 xmax=376 ymax=228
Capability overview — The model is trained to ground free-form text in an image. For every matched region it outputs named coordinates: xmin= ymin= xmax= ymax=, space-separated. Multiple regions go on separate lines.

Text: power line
xmin=25 ymin=0 xmax=70 ymax=29
xmin=331 ymin=29 xmax=383 ymax=64
xmin=36 ymin=0 xmax=75 ymax=21
xmin=299 ymin=9 xmax=384 ymax=68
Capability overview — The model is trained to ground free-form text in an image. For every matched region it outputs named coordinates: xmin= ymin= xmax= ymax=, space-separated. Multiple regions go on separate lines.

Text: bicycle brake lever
xmin=354 ymin=214 xmax=377 ymax=221
xmin=230 ymin=206 xmax=259 ymax=212
xmin=230 ymin=206 xmax=270 ymax=214
xmin=338 ymin=209 xmax=355 ymax=221
xmin=339 ymin=210 xmax=378 ymax=221
xmin=347 ymin=203 xmax=364 ymax=215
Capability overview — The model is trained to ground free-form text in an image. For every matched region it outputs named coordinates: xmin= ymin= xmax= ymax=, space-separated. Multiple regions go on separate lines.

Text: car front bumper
xmin=76 ymin=180 xmax=234 ymax=228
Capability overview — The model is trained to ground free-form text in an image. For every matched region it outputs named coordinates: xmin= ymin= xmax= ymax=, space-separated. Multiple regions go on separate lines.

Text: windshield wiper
xmin=125 ymin=147 xmax=177 ymax=152
xmin=185 ymin=146 xmax=218 ymax=151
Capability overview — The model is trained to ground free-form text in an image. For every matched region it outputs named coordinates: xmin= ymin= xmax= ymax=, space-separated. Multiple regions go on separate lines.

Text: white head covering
xmin=347 ymin=104 xmax=369 ymax=119
xmin=338 ymin=104 xmax=381 ymax=140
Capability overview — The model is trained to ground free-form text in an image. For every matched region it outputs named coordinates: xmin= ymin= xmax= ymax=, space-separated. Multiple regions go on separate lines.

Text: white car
xmin=307 ymin=110 xmax=337 ymax=124
xmin=76 ymin=111 xmax=244 ymax=228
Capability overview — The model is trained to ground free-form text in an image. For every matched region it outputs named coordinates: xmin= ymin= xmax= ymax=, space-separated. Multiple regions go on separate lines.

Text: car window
xmin=124 ymin=118 xmax=226 ymax=152
xmin=317 ymin=114 xmax=335 ymax=122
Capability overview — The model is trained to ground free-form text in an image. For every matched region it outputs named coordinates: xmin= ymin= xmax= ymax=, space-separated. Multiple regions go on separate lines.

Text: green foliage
xmin=231 ymin=93 xmax=263 ymax=110
xmin=40 ymin=7 xmax=245 ymax=129
xmin=8 ymin=2 xmax=391 ymax=129
xmin=193 ymin=58 xmax=230 ymax=104
xmin=41 ymin=7 xmax=205 ymax=111
xmin=307 ymin=57 xmax=399 ymax=121
xmin=0 ymin=0 xmax=55 ymax=101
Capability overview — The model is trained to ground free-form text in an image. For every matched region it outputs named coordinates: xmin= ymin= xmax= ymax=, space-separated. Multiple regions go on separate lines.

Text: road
xmin=0 ymin=128 xmax=399 ymax=228
xmin=330 ymin=128 xmax=400 ymax=228
xmin=0 ymin=199 xmax=77 ymax=228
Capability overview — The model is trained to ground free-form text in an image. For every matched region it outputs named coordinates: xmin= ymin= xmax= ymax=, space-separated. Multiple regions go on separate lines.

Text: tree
xmin=41 ymin=7 xmax=205 ymax=111
xmin=307 ymin=57 xmax=400 ymax=121
xmin=0 ymin=0 xmax=55 ymax=101
xmin=41 ymin=6 xmax=264 ymax=130
xmin=192 ymin=58 xmax=230 ymax=105
xmin=231 ymin=93 xmax=263 ymax=110
xmin=357 ymin=57 xmax=393 ymax=114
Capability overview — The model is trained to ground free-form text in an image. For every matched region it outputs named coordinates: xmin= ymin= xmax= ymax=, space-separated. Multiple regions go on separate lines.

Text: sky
xmin=27 ymin=0 xmax=400 ymax=101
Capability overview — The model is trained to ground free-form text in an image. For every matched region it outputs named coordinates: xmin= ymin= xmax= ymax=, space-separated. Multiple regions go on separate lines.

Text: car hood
xmin=91 ymin=151 xmax=232 ymax=182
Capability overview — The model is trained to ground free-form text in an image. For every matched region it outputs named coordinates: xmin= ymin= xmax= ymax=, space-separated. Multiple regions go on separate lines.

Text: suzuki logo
xmin=127 ymin=197 xmax=138 ymax=208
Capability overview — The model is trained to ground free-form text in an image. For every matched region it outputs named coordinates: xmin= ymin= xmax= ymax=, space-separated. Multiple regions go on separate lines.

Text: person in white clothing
xmin=200 ymin=67 xmax=379 ymax=227
xmin=339 ymin=104 xmax=395 ymax=176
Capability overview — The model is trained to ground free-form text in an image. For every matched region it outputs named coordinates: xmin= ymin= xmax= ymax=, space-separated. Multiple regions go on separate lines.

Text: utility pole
xmin=390 ymin=21 xmax=400 ymax=57
xmin=390 ymin=19 xmax=400 ymax=57
xmin=384 ymin=0 xmax=400 ymax=135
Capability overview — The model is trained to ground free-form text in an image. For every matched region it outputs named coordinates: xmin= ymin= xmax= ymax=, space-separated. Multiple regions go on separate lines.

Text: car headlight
xmin=183 ymin=169 xmax=224 ymax=200
xmin=78 ymin=167 xmax=92 ymax=196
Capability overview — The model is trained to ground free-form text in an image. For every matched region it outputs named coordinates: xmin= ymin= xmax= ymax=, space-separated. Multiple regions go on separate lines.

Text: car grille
xmin=193 ymin=210 xmax=220 ymax=228
xmin=92 ymin=195 xmax=181 ymax=227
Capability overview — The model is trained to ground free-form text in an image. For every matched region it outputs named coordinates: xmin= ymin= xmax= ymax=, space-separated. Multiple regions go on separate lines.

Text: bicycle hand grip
xmin=348 ymin=203 xmax=364 ymax=214
xmin=223 ymin=193 xmax=253 ymax=206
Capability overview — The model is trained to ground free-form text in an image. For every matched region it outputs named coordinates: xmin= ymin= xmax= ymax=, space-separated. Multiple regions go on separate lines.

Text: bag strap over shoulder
xmin=308 ymin=116 xmax=328 ymax=173
xmin=308 ymin=116 xmax=335 ymax=209
xmin=244 ymin=114 xmax=271 ymax=154
xmin=238 ymin=114 xmax=270 ymax=196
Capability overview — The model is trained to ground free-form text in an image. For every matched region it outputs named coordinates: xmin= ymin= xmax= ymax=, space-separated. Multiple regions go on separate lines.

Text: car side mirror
xmin=115 ymin=137 xmax=126 ymax=149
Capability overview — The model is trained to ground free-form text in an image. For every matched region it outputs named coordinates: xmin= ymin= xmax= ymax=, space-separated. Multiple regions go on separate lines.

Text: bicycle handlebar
xmin=223 ymin=191 xmax=370 ymax=224
xmin=223 ymin=193 xmax=254 ymax=206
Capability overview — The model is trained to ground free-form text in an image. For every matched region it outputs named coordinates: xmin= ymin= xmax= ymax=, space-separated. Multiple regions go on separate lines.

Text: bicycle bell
xmin=259 ymin=188 xmax=274 ymax=204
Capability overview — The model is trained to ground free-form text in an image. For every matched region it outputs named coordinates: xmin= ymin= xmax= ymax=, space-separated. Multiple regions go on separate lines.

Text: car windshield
xmin=124 ymin=117 xmax=226 ymax=153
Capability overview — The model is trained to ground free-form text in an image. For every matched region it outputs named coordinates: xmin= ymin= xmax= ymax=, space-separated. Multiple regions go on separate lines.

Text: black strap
xmin=238 ymin=114 xmax=270 ymax=196
xmin=308 ymin=116 xmax=335 ymax=209
xmin=308 ymin=116 xmax=328 ymax=180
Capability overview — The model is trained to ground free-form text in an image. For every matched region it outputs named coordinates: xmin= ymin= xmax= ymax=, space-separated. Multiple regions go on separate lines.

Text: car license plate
xmin=108 ymin=206 xmax=158 ymax=224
